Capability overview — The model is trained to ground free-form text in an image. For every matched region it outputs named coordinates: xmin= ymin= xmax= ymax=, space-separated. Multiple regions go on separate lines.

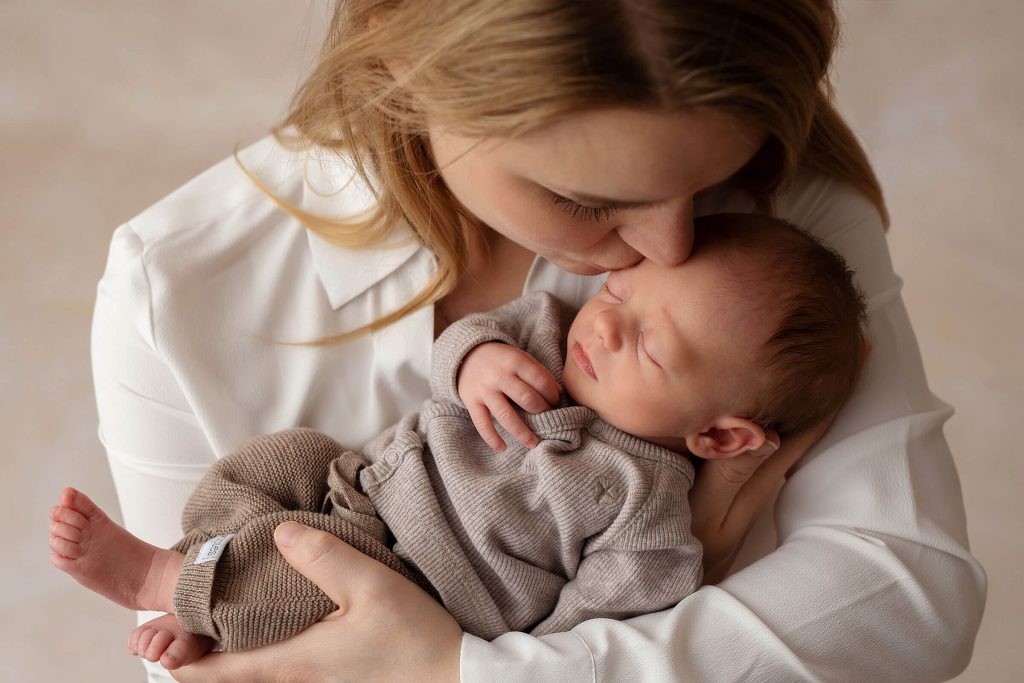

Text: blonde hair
xmin=261 ymin=0 xmax=887 ymax=342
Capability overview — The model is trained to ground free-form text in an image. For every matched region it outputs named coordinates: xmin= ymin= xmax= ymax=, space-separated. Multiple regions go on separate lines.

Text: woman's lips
xmin=571 ymin=342 xmax=597 ymax=380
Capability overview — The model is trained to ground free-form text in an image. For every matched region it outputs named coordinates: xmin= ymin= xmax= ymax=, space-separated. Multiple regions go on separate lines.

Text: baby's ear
xmin=685 ymin=417 xmax=766 ymax=460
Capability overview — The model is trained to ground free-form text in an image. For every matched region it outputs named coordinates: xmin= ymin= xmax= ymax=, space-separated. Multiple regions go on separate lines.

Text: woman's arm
xmin=178 ymin=179 xmax=984 ymax=683
xmin=453 ymin=179 xmax=987 ymax=681
xmin=93 ymin=224 xmax=218 ymax=683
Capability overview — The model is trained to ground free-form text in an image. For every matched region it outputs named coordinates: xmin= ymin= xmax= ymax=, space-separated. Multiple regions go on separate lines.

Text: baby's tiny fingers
xmin=517 ymin=363 xmax=561 ymax=405
xmin=505 ymin=378 xmax=550 ymax=414
xmin=468 ymin=403 xmax=506 ymax=452
xmin=487 ymin=396 xmax=539 ymax=449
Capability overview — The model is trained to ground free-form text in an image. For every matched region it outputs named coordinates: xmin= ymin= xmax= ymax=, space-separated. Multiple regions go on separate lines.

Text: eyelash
xmin=551 ymin=193 xmax=618 ymax=222
xmin=600 ymin=283 xmax=661 ymax=368
xmin=637 ymin=331 xmax=659 ymax=367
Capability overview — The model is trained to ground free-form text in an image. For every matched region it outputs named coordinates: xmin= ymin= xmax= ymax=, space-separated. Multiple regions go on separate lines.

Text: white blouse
xmin=93 ymin=136 xmax=985 ymax=682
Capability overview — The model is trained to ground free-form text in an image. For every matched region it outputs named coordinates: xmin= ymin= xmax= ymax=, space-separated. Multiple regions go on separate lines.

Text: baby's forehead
xmin=648 ymin=246 xmax=774 ymax=298
xmin=660 ymin=255 xmax=782 ymax=340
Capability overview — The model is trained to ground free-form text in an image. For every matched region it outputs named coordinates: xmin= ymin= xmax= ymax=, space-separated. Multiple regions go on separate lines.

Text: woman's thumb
xmin=274 ymin=522 xmax=358 ymax=608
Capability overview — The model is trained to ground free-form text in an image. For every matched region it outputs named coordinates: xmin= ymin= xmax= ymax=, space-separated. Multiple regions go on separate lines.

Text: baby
xmin=49 ymin=213 xmax=866 ymax=669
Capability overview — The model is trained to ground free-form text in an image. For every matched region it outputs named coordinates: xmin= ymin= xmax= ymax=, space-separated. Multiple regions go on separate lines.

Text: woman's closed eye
xmin=551 ymin=193 xmax=618 ymax=222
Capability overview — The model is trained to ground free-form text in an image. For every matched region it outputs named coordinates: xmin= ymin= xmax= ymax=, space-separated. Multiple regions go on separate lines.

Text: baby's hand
xmin=457 ymin=343 xmax=561 ymax=451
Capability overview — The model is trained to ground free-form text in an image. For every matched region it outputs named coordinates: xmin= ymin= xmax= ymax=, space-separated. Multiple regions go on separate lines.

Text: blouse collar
xmin=306 ymin=222 xmax=424 ymax=310
xmin=299 ymin=151 xmax=428 ymax=310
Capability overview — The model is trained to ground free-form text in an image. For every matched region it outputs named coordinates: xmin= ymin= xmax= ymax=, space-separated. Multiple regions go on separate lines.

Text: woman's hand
xmin=170 ymin=522 xmax=462 ymax=683
xmin=690 ymin=419 xmax=833 ymax=585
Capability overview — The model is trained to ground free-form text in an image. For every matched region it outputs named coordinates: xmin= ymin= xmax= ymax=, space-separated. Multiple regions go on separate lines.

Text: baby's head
xmin=563 ymin=213 xmax=867 ymax=457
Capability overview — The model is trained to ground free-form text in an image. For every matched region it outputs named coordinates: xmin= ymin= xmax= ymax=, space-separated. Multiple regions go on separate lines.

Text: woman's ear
xmin=685 ymin=416 xmax=766 ymax=460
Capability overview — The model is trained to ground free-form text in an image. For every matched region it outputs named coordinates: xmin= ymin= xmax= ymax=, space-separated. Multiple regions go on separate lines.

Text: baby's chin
xmin=563 ymin=371 xmax=692 ymax=452
xmin=561 ymin=359 xmax=592 ymax=407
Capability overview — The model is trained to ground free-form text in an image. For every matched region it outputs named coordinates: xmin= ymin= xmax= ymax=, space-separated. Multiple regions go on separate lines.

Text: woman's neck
xmin=438 ymin=227 xmax=535 ymax=326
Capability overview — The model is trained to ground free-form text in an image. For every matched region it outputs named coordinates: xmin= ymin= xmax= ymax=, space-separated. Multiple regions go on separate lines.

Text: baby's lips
xmin=571 ymin=341 xmax=598 ymax=380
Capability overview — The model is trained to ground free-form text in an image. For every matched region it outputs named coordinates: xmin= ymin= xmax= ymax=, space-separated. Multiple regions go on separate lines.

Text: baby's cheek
xmin=606 ymin=390 xmax=657 ymax=433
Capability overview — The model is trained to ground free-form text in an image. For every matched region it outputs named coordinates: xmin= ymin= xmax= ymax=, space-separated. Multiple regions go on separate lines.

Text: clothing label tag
xmin=194 ymin=534 xmax=234 ymax=565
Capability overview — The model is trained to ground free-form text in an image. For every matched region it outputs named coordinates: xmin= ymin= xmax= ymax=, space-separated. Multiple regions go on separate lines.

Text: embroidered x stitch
xmin=595 ymin=476 xmax=622 ymax=506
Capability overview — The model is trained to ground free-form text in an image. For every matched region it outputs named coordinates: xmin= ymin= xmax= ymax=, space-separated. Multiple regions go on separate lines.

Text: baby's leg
xmin=49 ymin=487 xmax=213 ymax=667
xmin=129 ymin=613 xmax=214 ymax=670
xmin=48 ymin=487 xmax=180 ymax=613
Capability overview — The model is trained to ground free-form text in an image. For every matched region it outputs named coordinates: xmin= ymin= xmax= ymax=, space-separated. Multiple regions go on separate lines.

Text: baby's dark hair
xmin=692 ymin=214 xmax=868 ymax=437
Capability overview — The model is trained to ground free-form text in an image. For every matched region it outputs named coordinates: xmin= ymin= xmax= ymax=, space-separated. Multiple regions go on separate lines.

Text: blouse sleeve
xmin=92 ymin=223 xmax=216 ymax=683
xmin=459 ymin=178 xmax=987 ymax=681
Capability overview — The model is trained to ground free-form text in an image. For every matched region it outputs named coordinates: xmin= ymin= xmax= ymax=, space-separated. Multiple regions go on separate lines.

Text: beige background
xmin=2 ymin=2 xmax=1020 ymax=681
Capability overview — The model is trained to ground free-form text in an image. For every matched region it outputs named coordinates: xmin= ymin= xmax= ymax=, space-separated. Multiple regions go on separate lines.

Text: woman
xmin=93 ymin=1 xmax=985 ymax=680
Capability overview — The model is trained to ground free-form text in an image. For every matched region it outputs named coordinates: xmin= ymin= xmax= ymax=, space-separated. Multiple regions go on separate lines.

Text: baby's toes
xmin=160 ymin=635 xmax=210 ymax=670
xmin=48 ymin=534 xmax=81 ymax=559
xmin=49 ymin=521 xmax=83 ymax=544
xmin=50 ymin=504 xmax=89 ymax=530
xmin=133 ymin=626 xmax=157 ymax=659
xmin=128 ymin=625 xmax=147 ymax=655
xmin=59 ymin=487 xmax=101 ymax=519
xmin=143 ymin=629 xmax=175 ymax=663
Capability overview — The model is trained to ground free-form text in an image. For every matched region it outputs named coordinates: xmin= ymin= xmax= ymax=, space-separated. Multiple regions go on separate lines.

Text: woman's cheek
xmin=492 ymin=195 xmax=576 ymax=249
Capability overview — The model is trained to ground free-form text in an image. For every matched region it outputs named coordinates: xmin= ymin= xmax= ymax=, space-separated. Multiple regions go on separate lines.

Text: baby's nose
xmin=594 ymin=312 xmax=622 ymax=351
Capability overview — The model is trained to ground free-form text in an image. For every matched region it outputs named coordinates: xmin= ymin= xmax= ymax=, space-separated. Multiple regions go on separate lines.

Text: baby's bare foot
xmin=129 ymin=613 xmax=215 ymax=670
xmin=49 ymin=487 xmax=182 ymax=613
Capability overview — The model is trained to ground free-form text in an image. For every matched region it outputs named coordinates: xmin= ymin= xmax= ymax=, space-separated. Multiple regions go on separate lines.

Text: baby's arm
xmin=430 ymin=291 xmax=569 ymax=450
xmin=457 ymin=343 xmax=560 ymax=451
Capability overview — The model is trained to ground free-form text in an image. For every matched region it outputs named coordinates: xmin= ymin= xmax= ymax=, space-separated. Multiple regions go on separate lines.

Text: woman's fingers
xmin=690 ymin=451 xmax=772 ymax=534
xmin=690 ymin=451 xmax=778 ymax=585
xmin=273 ymin=522 xmax=382 ymax=609
xmin=265 ymin=523 xmax=462 ymax=683
xmin=690 ymin=419 xmax=835 ymax=584
xmin=170 ymin=641 xmax=277 ymax=682
xmin=692 ymin=432 xmax=780 ymax=533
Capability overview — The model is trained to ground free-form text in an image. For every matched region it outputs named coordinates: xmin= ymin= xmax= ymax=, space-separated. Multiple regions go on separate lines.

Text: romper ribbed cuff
xmin=173 ymin=539 xmax=230 ymax=641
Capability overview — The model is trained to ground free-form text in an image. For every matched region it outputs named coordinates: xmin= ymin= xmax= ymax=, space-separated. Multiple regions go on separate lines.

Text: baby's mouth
xmin=571 ymin=341 xmax=597 ymax=380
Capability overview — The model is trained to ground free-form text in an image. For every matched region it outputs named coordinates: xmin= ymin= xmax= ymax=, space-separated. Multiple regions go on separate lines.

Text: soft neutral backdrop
xmin=2 ymin=2 xmax=1019 ymax=681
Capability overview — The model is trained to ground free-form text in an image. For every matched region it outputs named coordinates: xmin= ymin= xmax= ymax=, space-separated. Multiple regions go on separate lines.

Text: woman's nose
xmin=619 ymin=200 xmax=694 ymax=267
xmin=593 ymin=310 xmax=623 ymax=352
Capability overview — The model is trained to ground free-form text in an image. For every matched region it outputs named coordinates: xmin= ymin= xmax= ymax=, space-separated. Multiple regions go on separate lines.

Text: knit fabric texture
xmin=170 ymin=430 xmax=433 ymax=651
xmin=170 ymin=291 xmax=701 ymax=648
xmin=360 ymin=292 xmax=701 ymax=638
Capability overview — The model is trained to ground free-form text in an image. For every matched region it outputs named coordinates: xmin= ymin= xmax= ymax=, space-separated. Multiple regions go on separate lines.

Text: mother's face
xmin=428 ymin=107 xmax=763 ymax=275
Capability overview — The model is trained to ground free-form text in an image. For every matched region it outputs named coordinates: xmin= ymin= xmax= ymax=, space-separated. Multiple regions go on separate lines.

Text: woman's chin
xmin=549 ymin=253 xmax=644 ymax=276
xmin=549 ymin=258 xmax=609 ymax=276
